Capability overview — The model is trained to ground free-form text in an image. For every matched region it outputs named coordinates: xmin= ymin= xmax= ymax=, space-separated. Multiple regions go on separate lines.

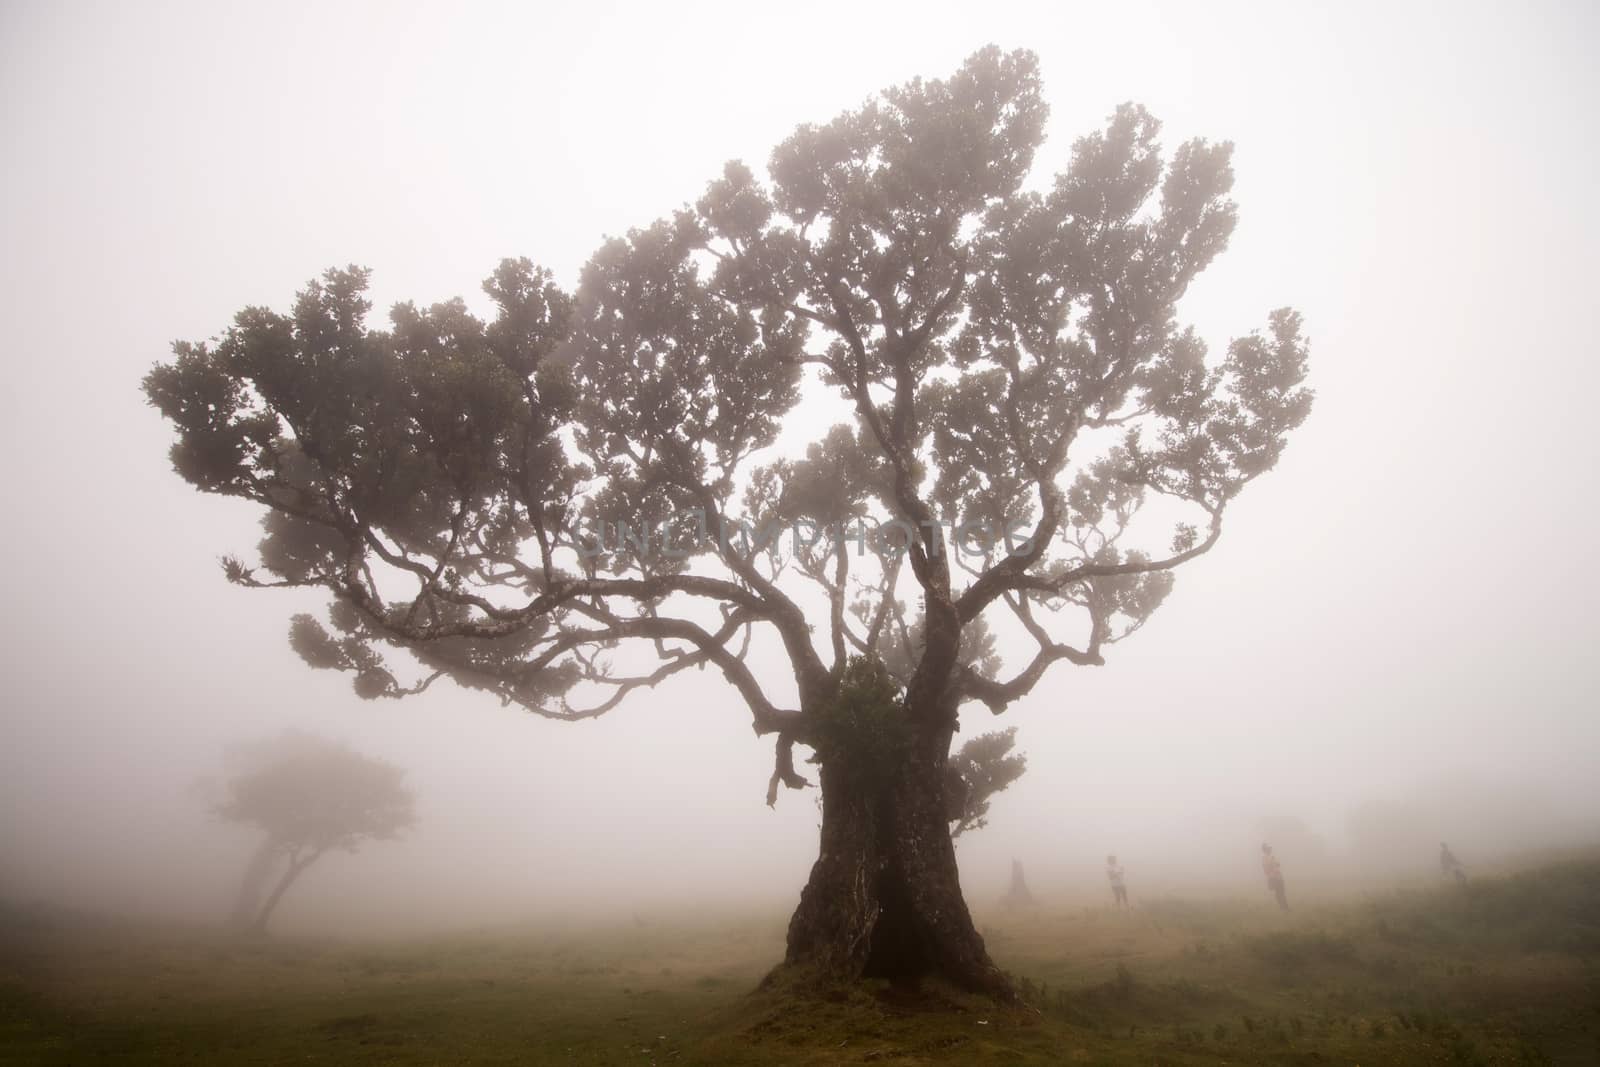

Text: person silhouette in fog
xmin=1262 ymin=843 xmax=1289 ymax=910
xmin=1439 ymin=842 xmax=1467 ymax=884
xmin=1106 ymin=854 xmax=1128 ymax=908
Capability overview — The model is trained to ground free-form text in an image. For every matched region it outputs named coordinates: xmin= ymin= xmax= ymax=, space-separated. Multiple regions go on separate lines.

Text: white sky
xmin=2 ymin=0 xmax=1597 ymax=931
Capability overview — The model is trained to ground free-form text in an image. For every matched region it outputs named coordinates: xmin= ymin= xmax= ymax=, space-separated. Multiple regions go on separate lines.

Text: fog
xmin=2 ymin=1 xmax=1597 ymax=940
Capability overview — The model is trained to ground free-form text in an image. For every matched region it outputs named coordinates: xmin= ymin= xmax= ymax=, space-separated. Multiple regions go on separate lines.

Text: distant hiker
xmin=1262 ymin=843 xmax=1289 ymax=910
xmin=1106 ymin=854 xmax=1129 ymax=907
xmin=1439 ymin=842 xmax=1467 ymax=885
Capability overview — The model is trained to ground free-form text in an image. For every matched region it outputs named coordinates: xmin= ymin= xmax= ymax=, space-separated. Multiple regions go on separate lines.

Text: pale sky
xmin=2 ymin=1 xmax=1597 ymax=931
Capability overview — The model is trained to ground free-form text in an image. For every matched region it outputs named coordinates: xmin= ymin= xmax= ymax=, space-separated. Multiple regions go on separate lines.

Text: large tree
xmin=215 ymin=732 xmax=415 ymax=933
xmin=144 ymin=47 xmax=1311 ymax=996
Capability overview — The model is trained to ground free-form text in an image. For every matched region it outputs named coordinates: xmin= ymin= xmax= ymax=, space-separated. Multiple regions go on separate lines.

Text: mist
xmin=2 ymin=7 xmax=1597 ymax=1057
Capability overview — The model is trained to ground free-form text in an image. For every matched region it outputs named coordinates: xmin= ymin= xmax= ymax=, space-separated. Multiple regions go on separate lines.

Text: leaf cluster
xmin=947 ymin=726 xmax=1027 ymax=837
xmin=809 ymin=658 xmax=910 ymax=789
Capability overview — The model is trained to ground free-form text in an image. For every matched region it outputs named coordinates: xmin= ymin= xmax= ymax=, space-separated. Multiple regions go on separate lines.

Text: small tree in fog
xmin=217 ymin=732 xmax=415 ymax=932
xmin=146 ymin=47 xmax=1311 ymax=996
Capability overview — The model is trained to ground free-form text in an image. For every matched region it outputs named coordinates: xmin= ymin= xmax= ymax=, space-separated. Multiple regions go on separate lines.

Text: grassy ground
xmin=2 ymin=860 xmax=1597 ymax=1065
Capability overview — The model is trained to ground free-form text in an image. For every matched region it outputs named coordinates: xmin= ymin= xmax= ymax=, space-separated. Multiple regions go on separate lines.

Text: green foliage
xmin=1246 ymin=929 xmax=1359 ymax=970
xmin=1367 ymin=858 xmax=1600 ymax=955
xmin=948 ymin=727 xmax=1027 ymax=837
xmin=142 ymin=258 xmax=577 ymax=710
xmin=809 ymin=658 xmax=907 ymax=787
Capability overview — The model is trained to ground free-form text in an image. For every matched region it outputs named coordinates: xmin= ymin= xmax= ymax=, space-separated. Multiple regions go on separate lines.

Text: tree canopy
xmin=144 ymin=48 xmax=1310 ymax=801
xmin=218 ymin=731 xmax=416 ymax=853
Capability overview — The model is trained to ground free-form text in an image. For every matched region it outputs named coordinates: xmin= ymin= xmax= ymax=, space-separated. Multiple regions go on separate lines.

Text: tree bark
xmin=782 ymin=721 xmax=1014 ymax=999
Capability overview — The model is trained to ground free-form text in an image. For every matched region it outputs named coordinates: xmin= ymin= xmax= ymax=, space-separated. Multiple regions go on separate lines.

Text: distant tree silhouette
xmin=216 ymin=732 xmax=414 ymax=932
xmin=1001 ymin=859 xmax=1036 ymax=908
xmin=146 ymin=46 xmax=1311 ymax=997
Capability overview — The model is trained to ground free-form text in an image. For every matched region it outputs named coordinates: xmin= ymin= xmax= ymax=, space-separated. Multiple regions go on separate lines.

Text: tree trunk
xmin=230 ymin=837 xmax=282 ymax=930
xmin=251 ymin=849 xmax=320 ymax=933
xmin=783 ymin=722 xmax=1014 ymax=999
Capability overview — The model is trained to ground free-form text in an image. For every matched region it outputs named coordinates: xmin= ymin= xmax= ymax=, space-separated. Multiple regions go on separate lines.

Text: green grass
xmin=3 ymin=861 xmax=1599 ymax=1064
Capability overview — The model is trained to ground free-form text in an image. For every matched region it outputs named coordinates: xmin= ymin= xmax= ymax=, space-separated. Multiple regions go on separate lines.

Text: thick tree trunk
xmin=783 ymin=723 xmax=1013 ymax=999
